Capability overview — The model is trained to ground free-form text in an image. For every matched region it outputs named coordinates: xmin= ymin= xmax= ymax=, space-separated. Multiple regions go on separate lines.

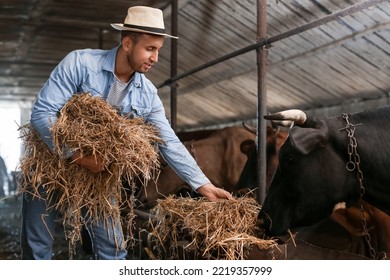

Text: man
xmin=22 ymin=6 xmax=232 ymax=260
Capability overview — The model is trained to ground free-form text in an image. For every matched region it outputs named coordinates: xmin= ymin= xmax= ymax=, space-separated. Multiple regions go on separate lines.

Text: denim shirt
xmin=30 ymin=46 xmax=209 ymax=191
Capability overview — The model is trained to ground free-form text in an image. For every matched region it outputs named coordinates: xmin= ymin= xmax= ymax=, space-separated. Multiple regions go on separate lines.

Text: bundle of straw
xmin=18 ymin=92 xmax=162 ymax=257
xmin=149 ymin=195 xmax=277 ymax=260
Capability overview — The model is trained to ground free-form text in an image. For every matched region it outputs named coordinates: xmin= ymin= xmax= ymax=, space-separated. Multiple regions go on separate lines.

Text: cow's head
xmin=235 ymin=124 xmax=288 ymax=192
xmin=258 ymin=110 xmax=360 ymax=236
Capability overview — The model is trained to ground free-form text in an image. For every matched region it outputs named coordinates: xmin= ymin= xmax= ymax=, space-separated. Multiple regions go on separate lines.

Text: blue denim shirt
xmin=30 ymin=46 xmax=209 ymax=191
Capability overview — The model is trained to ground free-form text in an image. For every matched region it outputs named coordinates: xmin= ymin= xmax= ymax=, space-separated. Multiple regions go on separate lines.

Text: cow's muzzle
xmin=257 ymin=210 xmax=272 ymax=235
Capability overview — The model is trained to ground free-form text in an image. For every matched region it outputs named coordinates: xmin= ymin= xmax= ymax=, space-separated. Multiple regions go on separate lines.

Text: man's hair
xmin=120 ymin=31 xmax=164 ymax=45
xmin=121 ymin=31 xmax=143 ymax=44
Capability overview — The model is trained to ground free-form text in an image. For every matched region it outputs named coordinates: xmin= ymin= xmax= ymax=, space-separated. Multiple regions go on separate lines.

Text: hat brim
xmin=111 ymin=23 xmax=178 ymax=39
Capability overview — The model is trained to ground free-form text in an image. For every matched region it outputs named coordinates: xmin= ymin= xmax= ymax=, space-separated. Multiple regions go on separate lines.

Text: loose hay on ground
xmin=18 ymin=92 xmax=162 ymax=258
xmin=149 ymin=195 xmax=277 ymax=260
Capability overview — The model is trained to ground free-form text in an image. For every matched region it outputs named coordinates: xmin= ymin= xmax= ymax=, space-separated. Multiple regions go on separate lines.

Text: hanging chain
xmin=339 ymin=114 xmax=364 ymax=196
xmin=339 ymin=113 xmax=386 ymax=260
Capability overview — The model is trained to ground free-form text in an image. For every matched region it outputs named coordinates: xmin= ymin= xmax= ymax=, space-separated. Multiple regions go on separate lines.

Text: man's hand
xmin=197 ymin=183 xmax=233 ymax=201
xmin=71 ymin=151 xmax=105 ymax=173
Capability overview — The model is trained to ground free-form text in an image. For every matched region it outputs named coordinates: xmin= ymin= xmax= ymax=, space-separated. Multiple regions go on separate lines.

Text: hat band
xmin=123 ymin=23 xmax=166 ymax=34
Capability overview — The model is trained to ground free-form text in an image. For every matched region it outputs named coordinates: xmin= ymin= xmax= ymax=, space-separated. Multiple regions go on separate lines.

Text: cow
xmin=331 ymin=200 xmax=390 ymax=258
xmin=136 ymin=125 xmax=287 ymax=208
xmin=257 ymin=107 xmax=390 ymax=258
xmin=136 ymin=126 xmax=256 ymax=208
xmin=235 ymin=126 xmax=389 ymax=258
xmin=234 ymin=121 xmax=390 ymax=258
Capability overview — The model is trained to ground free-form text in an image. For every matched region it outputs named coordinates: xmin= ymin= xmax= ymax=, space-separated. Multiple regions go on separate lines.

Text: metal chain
xmin=340 ymin=113 xmax=386 ymax=259
xmin=340 ymin=114 xmax=365 ymax=196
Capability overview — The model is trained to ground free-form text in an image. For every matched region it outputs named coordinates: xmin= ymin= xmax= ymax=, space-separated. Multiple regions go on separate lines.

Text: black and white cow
xmin=258 ymin=107 xmax=390 ymax=237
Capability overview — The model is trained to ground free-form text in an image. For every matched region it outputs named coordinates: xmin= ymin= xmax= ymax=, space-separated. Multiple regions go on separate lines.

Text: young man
xmin=21 ymin=6 xmax=232 ymax=260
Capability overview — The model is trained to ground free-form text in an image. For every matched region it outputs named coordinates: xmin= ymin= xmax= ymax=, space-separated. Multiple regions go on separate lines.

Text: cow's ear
xmin=240 ymin=139 xmax=256 ymax=155
xmin=289 ymin=123 xmax=329 ymax=155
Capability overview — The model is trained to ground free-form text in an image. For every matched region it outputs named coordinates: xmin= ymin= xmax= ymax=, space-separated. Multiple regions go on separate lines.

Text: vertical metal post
xmin=256 ymin=0 xmax=268 ymax=205
xmin=98 ymin=28 xmax=103 ymax=49
xmin=170 ymin=0 xmax=179 ymax=131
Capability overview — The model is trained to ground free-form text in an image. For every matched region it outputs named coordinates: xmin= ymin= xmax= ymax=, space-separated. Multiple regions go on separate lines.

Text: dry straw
xmin=149 ymin=195 xmax=277 ymax=260
xmin=18 ymin=92 xmax=162 ymax=257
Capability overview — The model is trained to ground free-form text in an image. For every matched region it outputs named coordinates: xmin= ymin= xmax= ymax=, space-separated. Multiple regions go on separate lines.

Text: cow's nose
xmin=257 ymin=211 xmax=272 ymax=234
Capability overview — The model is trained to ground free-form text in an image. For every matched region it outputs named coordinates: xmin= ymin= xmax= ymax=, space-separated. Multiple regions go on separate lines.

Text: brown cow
xmin=136 ymin=126 xmax=254 ymax=208
xmin=136 ymin=125 xmax=286 ymax=208
xmin=331 ymin=201 xmax=390 ymax=258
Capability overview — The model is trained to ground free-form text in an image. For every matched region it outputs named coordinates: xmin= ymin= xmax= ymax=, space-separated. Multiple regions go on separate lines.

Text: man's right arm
xmin=30 ymin=51 xmax=81 ymax=151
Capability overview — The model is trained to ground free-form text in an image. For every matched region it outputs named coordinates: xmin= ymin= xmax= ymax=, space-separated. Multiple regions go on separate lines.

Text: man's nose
xmin=151 ymin=51 xmax=159 ymax=63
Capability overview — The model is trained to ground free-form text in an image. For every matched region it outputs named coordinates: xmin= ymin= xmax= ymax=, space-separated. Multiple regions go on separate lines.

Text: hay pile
xmin=149 ymin=195 xmax=277 ymax=260
xmin=18 ymin=92 xmax=162 ymax=256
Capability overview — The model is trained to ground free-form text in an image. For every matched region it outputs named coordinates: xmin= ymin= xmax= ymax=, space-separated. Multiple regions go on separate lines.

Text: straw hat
xmin=111 ymin=6 xmax=178 ymax=39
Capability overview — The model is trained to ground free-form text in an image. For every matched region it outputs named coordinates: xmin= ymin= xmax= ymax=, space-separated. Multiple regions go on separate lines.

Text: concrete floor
xmin=0 ymin=194 xmax=94 ymax=260
xmin=0 ymin=193 xmax=149 ymax=260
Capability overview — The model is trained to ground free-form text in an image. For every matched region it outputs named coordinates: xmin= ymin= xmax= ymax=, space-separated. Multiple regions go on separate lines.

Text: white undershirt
xmin=106 ymin=75 xmax=132 ymax=109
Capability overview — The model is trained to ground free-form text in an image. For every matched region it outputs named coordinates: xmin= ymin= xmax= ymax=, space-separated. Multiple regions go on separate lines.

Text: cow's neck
xmin=333 ymin=110 xmax=390 ymax=216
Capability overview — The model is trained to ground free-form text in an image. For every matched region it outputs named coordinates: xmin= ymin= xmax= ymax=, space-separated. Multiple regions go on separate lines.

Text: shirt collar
xmin=102 ymin=46 xmax=119 ymax=73
xmin=103 ymin=46 xmax=142 ymax=88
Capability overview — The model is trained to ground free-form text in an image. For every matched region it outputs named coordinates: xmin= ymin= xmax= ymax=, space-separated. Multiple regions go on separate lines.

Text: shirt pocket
xmin=129 ymin=104 xmax=152 ymax=119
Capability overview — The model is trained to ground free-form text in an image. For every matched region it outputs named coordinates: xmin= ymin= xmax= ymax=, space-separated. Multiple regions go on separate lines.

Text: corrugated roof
xmin=0 ymin=0 xmax=389 ymax=130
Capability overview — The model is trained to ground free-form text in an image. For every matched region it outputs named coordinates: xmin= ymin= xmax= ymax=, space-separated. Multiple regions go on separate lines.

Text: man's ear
xmin=121 ymin=36 xmax=133 ymax=51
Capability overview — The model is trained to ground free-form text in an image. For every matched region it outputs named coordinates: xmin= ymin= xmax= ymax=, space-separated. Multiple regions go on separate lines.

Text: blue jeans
xmin=21 ymin=186 xmax=127 ymax=260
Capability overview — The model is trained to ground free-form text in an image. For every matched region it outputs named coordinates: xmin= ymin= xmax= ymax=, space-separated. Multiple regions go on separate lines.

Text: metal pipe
xmin=157 ymin=0 xmax=385 ymax=88
xmin=98 ymin=28 xmax=104 ymax=49
xmin=256 ymin=0 xmax=268 ymax=205
xmin=170 ymin=0 xmax=179 ymax=131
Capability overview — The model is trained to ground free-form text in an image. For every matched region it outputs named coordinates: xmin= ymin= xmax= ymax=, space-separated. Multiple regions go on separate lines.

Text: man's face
xmin=126 ymin=34 xmax=165 ymax=73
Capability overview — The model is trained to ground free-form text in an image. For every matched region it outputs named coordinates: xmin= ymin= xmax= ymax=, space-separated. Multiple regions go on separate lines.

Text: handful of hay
xmin=149 ymin=195 xmax=277 ymax=260
xmin=18 ymin=92 xmax=162 ymax=256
